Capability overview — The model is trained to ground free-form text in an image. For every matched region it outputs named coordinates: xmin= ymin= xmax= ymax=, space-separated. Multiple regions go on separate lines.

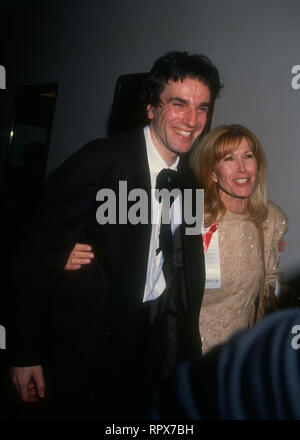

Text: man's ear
xmin=147 ymin=104 xmax=154 ymax=120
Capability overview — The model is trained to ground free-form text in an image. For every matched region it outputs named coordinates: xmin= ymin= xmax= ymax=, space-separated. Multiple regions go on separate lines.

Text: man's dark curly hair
xmin=140 ymin=51 xmax=223 ymax=124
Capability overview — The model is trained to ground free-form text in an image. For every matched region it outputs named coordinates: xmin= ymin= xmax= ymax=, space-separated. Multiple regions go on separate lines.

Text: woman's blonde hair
xmin=190 ymin=124 xmax=268 ymax=226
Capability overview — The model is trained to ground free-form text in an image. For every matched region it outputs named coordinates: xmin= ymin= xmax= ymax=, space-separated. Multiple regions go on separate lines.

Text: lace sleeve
xmin=263 ymin=201 xmax=288 ymax=291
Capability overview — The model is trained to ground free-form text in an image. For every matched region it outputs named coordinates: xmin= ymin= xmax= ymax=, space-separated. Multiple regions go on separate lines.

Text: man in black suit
xmin=9 ymin=51 xmax=222 ymax=419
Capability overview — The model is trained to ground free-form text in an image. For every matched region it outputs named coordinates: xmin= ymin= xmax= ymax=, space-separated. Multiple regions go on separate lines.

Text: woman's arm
xmin=263 ymin=201 xmax=288 ymax=296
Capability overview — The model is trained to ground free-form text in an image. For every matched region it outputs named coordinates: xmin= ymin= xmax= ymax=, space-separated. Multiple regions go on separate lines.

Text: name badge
xmin=202 ymin=226 xmax=221 ymax=289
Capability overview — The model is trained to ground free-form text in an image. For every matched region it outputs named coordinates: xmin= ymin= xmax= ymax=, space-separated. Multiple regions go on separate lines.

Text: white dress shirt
xmin=142 ymin=126 xmax=182 ymax=302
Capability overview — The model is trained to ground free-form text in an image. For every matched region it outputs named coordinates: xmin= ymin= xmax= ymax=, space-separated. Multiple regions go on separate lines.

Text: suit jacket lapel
xmin=112 ymin=128 xmax=152 ymax=348
xmin=126 ymin=128 xmax=152 ymax=294
xmin=179 ymin=155 xmax=206 ymax=334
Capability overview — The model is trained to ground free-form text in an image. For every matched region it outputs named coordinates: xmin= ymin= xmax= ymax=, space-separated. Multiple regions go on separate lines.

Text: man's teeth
xmin=175 ymin=129 xmax=192 ymax=137
xmin=235 ymin=178 xmax=248 ymax=183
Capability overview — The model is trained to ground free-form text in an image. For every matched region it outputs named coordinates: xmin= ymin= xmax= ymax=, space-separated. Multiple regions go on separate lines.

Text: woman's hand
xmin=64 ymin=243 xmax=94 ymax=270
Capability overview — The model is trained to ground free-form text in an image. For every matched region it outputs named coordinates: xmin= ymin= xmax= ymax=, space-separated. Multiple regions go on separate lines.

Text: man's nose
xmin=182 ymin=107 xmax=197 ymax=127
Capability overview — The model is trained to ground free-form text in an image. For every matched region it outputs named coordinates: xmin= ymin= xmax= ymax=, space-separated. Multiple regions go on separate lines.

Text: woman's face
xmin=212 ymin=138 xmax=258 ymax=211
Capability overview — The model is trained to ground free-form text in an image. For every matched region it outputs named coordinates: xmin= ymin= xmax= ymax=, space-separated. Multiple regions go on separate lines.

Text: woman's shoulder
xmin=265 ymin=200 xmax=288 ymax=233
xmin=267 ymin=200 xmax=288 ymax=221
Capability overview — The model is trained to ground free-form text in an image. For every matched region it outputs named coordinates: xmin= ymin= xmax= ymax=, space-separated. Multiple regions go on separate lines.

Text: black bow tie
xmin=155 ymin=168 xmax=181 ymax=197
xmin=155 ymin=168 xmax=181 ymax=258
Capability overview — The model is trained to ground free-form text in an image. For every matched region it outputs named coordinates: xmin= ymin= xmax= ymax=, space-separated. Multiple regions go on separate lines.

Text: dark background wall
xmin=1 ymin=0 xmax=299 ymax=279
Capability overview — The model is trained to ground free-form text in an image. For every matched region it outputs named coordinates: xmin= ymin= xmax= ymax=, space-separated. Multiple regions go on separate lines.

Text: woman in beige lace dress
xmin=190 ymin=124 xmax=288 ymax=353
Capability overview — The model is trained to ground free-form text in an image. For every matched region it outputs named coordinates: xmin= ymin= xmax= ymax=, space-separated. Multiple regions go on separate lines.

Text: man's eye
xmin=173 ymin=102 xmax=184 ymax=108
xmin=198 ymin=106 xmax=209 ymax=113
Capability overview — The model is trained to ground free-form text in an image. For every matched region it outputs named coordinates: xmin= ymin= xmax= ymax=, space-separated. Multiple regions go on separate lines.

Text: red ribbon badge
xmin=203 ymin=223 xmax=219 ymax=252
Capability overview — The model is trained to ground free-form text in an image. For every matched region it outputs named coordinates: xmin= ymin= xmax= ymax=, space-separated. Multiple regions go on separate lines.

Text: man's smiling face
xmin=147 ymin=77 xmax=211 ymax=165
